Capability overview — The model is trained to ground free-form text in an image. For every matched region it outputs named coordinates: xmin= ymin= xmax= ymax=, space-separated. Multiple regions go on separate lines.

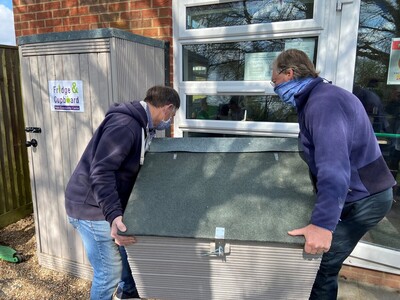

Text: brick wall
xmin=340 ymin=265 xmax=400 ymax=290
xmin=12 ymin=0 xmax=174 ymax=81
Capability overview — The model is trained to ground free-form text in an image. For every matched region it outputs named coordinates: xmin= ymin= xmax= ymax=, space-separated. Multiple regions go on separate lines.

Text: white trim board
xmin=344 ymin=242 xmax=400 ymax=275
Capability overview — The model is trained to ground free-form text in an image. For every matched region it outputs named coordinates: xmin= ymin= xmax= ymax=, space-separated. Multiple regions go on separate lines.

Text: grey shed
xmin=122 ymin=137 xmax=321 ymax=300
xmin=19 ymin=28 xmax=168 ymax=280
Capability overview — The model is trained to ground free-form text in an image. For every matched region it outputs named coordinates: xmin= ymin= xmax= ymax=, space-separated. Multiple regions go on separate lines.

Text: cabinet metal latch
xmin=202 ymin=241 xmax=231 ymax=258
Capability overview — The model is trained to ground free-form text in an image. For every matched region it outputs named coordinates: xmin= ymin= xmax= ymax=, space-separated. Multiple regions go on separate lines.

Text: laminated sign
xmin=48 ymin=80 xmax=84 ymax=112
xmin=387 ymin=38 xmax=400 ymax=85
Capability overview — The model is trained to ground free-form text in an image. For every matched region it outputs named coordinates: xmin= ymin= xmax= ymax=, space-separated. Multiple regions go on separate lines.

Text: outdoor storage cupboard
xmin=18 ymin=28 xmax=167 ymax=279
xmin=122 ymin=137 xmax=321 ymax=300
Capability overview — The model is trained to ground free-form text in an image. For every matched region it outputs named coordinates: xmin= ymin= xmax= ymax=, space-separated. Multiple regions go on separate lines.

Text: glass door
xmin=348 ymin=0 xmax=400 ymax=274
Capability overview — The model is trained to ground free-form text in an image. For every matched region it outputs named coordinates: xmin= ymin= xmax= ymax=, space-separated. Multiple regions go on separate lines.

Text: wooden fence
xmin=0 ymin=45 xmax=32 ymax=229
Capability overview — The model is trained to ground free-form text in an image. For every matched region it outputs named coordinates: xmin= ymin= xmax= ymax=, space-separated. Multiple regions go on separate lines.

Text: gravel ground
xmin=0 ymin=214 xmax=91 ymax=300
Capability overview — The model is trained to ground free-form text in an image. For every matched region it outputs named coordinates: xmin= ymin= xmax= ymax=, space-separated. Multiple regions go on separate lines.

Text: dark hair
xmin=273 ymin=49 xmax=319 ymax=79
xmin=144 ymin=85 xmax=180 ymax=109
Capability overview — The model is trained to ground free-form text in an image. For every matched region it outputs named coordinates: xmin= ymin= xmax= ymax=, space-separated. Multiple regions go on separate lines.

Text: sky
xmin=0 ymin=0 xmax=16 ymax=45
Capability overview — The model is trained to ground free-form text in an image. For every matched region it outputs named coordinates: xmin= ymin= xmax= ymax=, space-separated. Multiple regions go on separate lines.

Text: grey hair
xmin=273 ymin=49 xmax=319 ymax=79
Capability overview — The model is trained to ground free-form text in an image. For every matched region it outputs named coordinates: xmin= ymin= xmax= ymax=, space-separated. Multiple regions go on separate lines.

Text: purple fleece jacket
xmin=295 ymin=77 xmax=395 ymax=231
xmin=65 ymin=101 xmax=147 ymax=224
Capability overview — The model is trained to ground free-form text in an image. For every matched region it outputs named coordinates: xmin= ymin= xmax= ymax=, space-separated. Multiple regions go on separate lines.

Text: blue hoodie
xmin=65 ymin=101 xmax=148 ymax=224
xmin=295 ymin=77 xmax=395 ymax=231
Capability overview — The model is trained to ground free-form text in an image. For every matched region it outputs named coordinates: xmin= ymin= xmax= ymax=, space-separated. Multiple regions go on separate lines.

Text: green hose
xmin=0 ymin=245 xmax=24 ymax=263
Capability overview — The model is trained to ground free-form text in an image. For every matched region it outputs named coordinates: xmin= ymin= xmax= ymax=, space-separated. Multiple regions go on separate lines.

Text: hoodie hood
xmin=105 ymin=101 xmax=148 ymax=131
xmin=105 ymin=101 xmax=150 ymax=165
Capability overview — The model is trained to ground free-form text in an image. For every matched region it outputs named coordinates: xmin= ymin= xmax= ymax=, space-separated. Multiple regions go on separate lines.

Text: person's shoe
xmin=112 ymin=292 xmax=140 ymax=299
xmin=112 ymin=286 xmax=141 ymax=299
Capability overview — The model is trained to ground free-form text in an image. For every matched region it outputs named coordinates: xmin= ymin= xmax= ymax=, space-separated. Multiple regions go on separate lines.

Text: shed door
xmin=20 ymin=34 xmax=167 ymax=278
xmin=20 ymin=46 xmax=113 ymax=277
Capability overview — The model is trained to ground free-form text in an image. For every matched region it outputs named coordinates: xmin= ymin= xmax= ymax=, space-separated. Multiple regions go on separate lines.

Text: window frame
xmin=179 ymin=35 xmax=318 ymax=129
xmin=178 ymin=0 xmax=325 ymax=40
xmin=177 ymin=82 xmax=300 ymax=136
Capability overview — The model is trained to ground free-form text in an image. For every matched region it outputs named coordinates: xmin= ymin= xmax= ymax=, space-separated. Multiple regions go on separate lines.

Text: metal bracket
xmin=202 ymin=241 xmax=231 ymax=258
xmin=336 ymin=0 xmax=354 ymax=11
xmin=25 ymin=127 xmax=42 ymax=133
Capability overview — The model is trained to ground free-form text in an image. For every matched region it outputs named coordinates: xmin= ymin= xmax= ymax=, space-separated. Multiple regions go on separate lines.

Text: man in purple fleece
xmin=65 ymin=86 xmax=180 ymax=300
xmin=271 ymin=49 xmax=395 ymax=300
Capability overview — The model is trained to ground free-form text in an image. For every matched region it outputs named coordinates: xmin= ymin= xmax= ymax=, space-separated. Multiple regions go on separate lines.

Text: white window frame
xmin=178 ymin=0 xmax=325 ymax=40
xmin=173 ymin=0 xmax=340 ymax=138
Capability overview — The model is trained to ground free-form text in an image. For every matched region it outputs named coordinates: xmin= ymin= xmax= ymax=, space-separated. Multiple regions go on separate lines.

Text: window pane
xmin=183 ymin=38 xmax=318 ymax=81
xmin=186 ymin=0 xmax=314 ymax=29
xmin=186 ymin=95 xmax=297 ymax=123
xmin=353 ymin=0 xmax=400 ymax=251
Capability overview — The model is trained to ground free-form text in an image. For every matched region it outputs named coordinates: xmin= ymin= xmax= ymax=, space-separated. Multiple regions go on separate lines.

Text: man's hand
xmin=111 ymin=216 xmax=137 ymax=246
xmin=288 ymin=224 xmax=332 ymax=254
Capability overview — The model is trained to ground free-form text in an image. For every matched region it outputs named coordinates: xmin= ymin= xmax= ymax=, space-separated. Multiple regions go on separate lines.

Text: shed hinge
xmin=336 ymin=0 xmax=354 ymax=11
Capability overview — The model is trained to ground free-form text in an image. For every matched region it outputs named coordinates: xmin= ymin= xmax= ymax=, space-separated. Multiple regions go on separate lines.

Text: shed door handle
xmin=26 ymin=139 xmax=38 ymax=148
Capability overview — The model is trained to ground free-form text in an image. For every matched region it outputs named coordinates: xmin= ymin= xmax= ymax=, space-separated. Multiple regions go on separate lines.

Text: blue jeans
xmin=68 ymin=218 xmax=139 ymax=300
xmin=309 ymin=188 xmax=393 ymax=300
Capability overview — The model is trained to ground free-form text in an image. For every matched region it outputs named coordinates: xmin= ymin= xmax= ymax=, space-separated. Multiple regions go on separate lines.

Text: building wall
xmin=12 ymin=0 xmax=174 ymax=81
xmin=340 ymin=266 xmax=400 ymax=290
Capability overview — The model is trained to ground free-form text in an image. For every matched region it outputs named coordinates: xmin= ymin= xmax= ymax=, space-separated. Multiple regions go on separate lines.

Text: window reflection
xmin=186 ymin=0 xmax=314 ymax=29
xmin=187 ymin=95 xmax=297 ymax=123
xmin=353 ymin=0 xmax=400 ymax=250
xmin=183 ymin=38 xmax=318 ymax=81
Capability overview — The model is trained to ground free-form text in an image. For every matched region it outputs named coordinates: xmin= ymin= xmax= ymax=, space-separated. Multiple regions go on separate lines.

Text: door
xmin=20 ymin=29 xmax=168 ymax=278
xmin=21 ymin=45 xmax=113 ymax=279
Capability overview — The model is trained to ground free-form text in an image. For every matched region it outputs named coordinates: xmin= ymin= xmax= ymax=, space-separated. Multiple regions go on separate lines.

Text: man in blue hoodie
xmin=65 ymin=85 xmax=180 ymax=300
xmin=271 ymin=49 xmax=395 ymax=300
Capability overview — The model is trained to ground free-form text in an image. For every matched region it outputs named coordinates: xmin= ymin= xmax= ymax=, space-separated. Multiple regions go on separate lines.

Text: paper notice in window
xmin=285 ymin=39 xmax=315 ymax=62
xmin=388 ymin=38 xmax=400 ymax=85
xmin=244 ymin=52 xmax=280 ymax=81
